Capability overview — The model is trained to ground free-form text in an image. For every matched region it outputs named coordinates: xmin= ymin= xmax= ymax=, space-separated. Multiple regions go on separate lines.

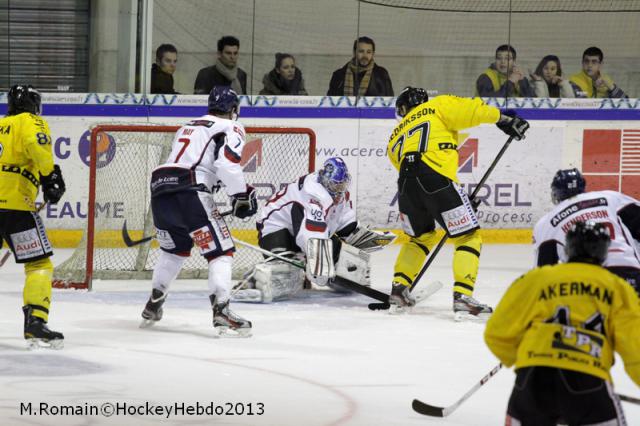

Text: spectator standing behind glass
xmin=194 ymin=36 xmax=247 ymax=95
xmin=259 ymin=53 xmax=308 ymax=96
xmin=476 ymin=45 xmax=534 ymax=97
xmin=151 ymin=44 xmax=179 ymax=94
xmin=570 ymin=46 xmax=627 ymax=98
xmin=529 ymin=55 xmax=574 ymax=98
xmin=327 ymin=36 xmax=393 ymax=97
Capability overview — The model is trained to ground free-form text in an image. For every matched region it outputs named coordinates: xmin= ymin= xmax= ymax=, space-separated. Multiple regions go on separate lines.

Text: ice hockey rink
xmin=0 ymin=244 xmax=638 ymax=426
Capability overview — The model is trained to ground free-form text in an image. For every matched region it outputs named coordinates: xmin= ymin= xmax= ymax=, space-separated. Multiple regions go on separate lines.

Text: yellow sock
xmin=392 ymin=231 xmax=441 ymax=288
xmin=452 ymin=230 xmax=482 ymax=296
xmin=23 ymin=258 xmax=53 ymax=322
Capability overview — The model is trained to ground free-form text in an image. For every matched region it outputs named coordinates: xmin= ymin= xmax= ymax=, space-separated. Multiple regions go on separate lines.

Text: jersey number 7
xmin=175 ymin=137 xmax=191 ymax=162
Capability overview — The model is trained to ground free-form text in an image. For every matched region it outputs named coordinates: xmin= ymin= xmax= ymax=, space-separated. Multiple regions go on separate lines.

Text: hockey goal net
xmin=53 ymin=124 xmax=315 ymax=289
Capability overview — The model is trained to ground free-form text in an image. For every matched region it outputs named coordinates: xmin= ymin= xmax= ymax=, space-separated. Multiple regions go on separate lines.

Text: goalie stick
xmin=412 ymin=362 xmax=640 ymax=418
xmin=121 ymin=210 xmax=233 ymax=247
xmin=369 ymin=135 xmax=517 ymax=311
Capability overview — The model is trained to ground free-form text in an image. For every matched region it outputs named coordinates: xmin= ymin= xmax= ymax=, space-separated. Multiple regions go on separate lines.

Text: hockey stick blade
xmin=368 ymin=281 xmax=443 ymax=311
xmin=121 ymin=210 xmax=233 ymax=247
xmin=412 ymin=363 xmax=503 ymax=417
xmin=412 ymin=398 xmax=447 ymax=417
xmin=122 ymin=220 xmax=153 ymax=247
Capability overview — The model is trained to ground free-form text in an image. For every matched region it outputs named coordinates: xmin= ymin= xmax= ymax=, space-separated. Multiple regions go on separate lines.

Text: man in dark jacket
xmin=327 ymin=36 xmax=394 ymax=97
xmin=151 ymin=44 xmax=179 ymax=94
xmin=194 ymin=36 xmax=247 ymax=95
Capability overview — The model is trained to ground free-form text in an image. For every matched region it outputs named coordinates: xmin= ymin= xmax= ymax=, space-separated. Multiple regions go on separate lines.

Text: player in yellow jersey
xmin=387 ymin=87 xmax=529 ymax=319
xmin=485 ymin=221 xmax=640 ymax=425
xmin=0 ymin=85 xmax=66 ymax=349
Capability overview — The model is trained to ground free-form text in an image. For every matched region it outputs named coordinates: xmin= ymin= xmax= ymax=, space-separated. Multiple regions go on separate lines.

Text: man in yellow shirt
xmin=0 ymin=85 xmax=66 ymax=348
xmin=485 ymin=221 xmax=640 ymax=425
xmin=387 ymin=87 xmax=528 ymax=319
xmin=570 ymin=46 xmax=627 ymax=98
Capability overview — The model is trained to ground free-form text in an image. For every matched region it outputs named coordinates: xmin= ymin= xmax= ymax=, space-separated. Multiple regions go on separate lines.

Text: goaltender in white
xmin=234 ymin=157 xmax=396 ymax=302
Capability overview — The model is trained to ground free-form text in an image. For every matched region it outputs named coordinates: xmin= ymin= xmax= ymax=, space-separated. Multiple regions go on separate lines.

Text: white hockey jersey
xmin=257 ymin=173 xmax=357 ymax=255
xmin=150 ymin=115 xmax=247 ymax=197
xmin=533 ymin=190 xmax=640 ymax=269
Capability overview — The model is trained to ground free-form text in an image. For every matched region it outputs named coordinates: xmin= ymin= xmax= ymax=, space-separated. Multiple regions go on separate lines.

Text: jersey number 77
xmin=390 ymin=122 xmax=431 ymax=163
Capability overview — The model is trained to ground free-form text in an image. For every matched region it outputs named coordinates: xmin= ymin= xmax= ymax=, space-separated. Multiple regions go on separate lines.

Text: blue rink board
xmin=0 ymin=104 xmax=639 ymax=120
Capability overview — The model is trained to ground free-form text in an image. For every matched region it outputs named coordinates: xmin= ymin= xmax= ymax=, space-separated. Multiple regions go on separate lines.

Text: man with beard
xmin=327 ymin=36 xmax=394 ymax=97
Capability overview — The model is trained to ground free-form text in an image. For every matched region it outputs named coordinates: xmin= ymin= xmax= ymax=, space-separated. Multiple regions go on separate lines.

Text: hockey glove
xmin=40 ymin=164 xmax=66 ymax=204
xmin=231 ymin=185 xmax=257 ymax=219
xmin=496 ymin=110 xmax=530 ymax=141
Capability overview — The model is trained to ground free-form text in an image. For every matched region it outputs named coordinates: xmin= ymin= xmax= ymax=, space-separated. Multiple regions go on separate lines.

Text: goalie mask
xmin=208 ymin=86 xmax=240 ymax=119
xmin=8 ymin=84 xmax=42 ymax=116
xmin=318 ymin=157 xmax=351 ymax=202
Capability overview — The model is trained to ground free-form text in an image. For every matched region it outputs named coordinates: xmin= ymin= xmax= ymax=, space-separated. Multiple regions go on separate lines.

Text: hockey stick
xmin=412 ymin=363 xmax=503 ymax=417
xmin=121 ymin=210 xmax=233 ymax=247
xmin=232 ymin=239 xmax=391 ymax=303
xmin=1 ymin=202 xmax=48 ymax=268
xmin=369 ymin=135 xmax=517 ymax=311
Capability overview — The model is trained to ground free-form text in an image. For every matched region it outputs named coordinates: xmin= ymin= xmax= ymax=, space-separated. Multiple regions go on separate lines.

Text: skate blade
xmin=213 ymin=326 xmax=252 ymax=338
xmin=139 ymin=318 xmax=159 ymax=329
xmin=388 ymin=304 xmax=414 ymax=315
xmin=453 ymin=311 xmax=492 ymax=322
xmin=26 ymin=338 xmax=64 ymax=350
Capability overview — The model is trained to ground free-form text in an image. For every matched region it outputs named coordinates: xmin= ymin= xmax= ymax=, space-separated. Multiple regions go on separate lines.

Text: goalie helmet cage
xmin=52 ymin=124 xmax=316 ymax=290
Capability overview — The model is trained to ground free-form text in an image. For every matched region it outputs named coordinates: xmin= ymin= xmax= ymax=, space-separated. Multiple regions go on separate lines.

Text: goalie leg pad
xmin=254 ymin=261 xmax=305 ymax=303
xmin=306 ymin=238 xmax=335 ymax=286
xmin=335 ymin=244 xmax=371 ymax=286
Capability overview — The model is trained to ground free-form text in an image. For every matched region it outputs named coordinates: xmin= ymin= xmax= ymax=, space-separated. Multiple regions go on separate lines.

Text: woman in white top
xmin=530 ymin=55 xmax=575 ymax=98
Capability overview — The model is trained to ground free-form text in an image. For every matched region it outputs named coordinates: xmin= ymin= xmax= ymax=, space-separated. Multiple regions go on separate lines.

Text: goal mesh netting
xmin=53 ymin=125 xmax=315 ymax=289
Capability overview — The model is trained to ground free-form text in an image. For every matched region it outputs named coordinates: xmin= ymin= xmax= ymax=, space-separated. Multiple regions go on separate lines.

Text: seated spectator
xmin=529 ymin=55 xmax=574 ymax=98
xmin=194 ymin=36 xmax=247 ymax=95
xmin=570 ymin=46 xmax=627 ymax=98
xmin=327 ymin=36 xmax=393 ymax=97
xmin=151 ymin=44 xmax=179 ymax=94
xmin=259 ymin=53 xmax=308 ymax=96
xmin=476 ymin=44 xmax=534 ymax=97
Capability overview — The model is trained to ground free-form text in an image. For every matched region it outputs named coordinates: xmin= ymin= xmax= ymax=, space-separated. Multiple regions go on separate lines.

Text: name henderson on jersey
xmin=538 ymin=280 xmax=613 ymax=305
xmin=388 ymin=107 xmax=436 ymax=141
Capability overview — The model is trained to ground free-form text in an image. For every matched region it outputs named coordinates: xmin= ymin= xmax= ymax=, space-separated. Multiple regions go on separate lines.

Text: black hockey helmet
xmin=550 ymin=168 xmax=586 ymax=204
xmin=208 ymin=86 xmax=239 ymax=117
xmin=564 ymin=221 xmax=610 ymax=265
xmin=7 ymin=84 xmax=42 ymax=116
xmin=395 ymin=86 xmax=428 ymax=118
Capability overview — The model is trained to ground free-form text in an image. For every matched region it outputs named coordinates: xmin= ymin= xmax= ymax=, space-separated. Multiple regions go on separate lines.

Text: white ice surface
xmin=0 ymin=245 xmax=638 ymax=425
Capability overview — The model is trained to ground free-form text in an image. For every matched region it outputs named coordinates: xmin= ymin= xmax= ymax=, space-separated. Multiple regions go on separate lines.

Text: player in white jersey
xmin=533 ymin=168 xmax=640 ymax=293
xmin=140 ymin=86 xmax=258 ymax=336
xmin=234 ymin=157 xmax=395 ymax=303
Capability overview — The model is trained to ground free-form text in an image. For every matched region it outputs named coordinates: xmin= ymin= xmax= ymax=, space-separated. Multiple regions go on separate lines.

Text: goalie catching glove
xmin=343 ymin=226 xmax=396 ymax=253
xmin=39 ymin=164 xmax=66 ymax=204
xmin=231 ymin=185 xmax=257 ymax=219
xmin=496 ymin=110 xmax=529 ymax=141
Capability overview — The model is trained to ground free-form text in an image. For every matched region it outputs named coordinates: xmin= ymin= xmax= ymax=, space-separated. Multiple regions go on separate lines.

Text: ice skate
xmin=453 ymin=292 xmax=493 ymax=321
xmin=211 ymin=295 xmax=252 ymax=337
xmin=140 ymin=289 xmax=167 ymax=328
xmin=388 ymin=282 xmax=416 ymax=314
xmin=23 ymin=306 xmax=64 ymax=350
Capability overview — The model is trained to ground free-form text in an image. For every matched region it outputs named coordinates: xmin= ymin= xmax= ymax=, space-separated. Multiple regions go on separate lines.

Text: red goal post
xmin=52 ymin=124 xmax=316 ymax=289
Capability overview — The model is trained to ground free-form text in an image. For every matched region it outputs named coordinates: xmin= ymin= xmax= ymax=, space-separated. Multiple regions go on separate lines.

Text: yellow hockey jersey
xmin=485 ymin=262 xmax=640 ymax=384
xmin=386 ymin=95 xmax=500 ymax=182
xmin=0 ymin=112 xmax=54 ymax=211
